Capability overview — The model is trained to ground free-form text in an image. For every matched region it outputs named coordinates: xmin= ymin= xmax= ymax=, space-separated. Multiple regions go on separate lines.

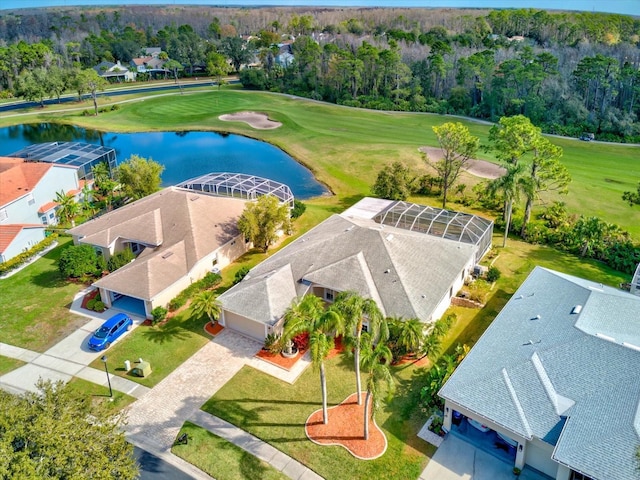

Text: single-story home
xmin=218 ymin=197 xmax=493 ymax=341
xmin=93 ymin=61 xmax=136 ymax=82
xmin=439 ymin=266 xmax=640 ymax=480
xmin=68 ymin=187 xmax=249 ymax=318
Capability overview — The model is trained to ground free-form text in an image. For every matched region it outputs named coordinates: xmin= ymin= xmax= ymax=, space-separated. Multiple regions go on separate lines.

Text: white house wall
xmin=0 ymin=227 xmax=45 ymax=262
xmin=222 ymin=310 xmax=266 ymax=341
xmin=430 ymin=257 xmax=475 ymax=322
xmin=1 ymin=165 xmax=79 ymax=225
xmin=525 ymin=437 xmax=558 ymax=478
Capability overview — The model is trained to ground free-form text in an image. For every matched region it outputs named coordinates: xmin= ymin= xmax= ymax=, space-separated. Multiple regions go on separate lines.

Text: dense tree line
xmin=0 ymin=6 xmax=638 ymax=141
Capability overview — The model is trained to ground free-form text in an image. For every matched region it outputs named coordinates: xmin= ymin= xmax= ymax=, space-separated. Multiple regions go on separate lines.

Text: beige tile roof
xmin=70 ymin=187 xmax=246 ymax=300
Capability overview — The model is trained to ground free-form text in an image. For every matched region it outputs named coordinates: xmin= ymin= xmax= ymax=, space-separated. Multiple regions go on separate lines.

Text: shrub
xmin=58 ymin=244 xmax=100 ymax=278
xmin=92 ymin=301 xmax=106 ymax=312
xmin=107 ymin=248 xmax=135 ymax=272
xmin=168 ymin=272 xmax=222 ymax=312
xmin=264 ymin=333 xmax=282 ymax=354
xmin=233 ymin=266 xmax=250 ymax=285
xmin=486 ymin=266 xmax=501 ymax=282
xmin=466 ymin=279 xmax=490 ymax=304
xmin=86 ymin=299 xmax=96 ymax=310
xmin=0 ymin=233 xmax=58 ymax=275
xmin=151 ymin=306 xmax=168 ymax=325
xmin=292 ymin=332 xmax=309 ymax=351
xmin=200 ymin=272 xmax=222 ymax=289
xmin=291 ymin=200 xmax=307 ymax=219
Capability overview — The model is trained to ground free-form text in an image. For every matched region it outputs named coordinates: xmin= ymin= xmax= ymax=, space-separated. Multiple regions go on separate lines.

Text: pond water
xmin=0 ymin=123 xmax=327 ymax=199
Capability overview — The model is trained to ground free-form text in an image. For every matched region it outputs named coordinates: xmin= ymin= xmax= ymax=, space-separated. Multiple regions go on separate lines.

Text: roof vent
xmin=161 ymin=251 xmax=173 ymax=259
xmin=384 ymin=268 xmax=390 ymax=274
xmin=531 ymin=314 xmax=541 ymax=320
xmin=190 ymin=196 xmax=199 ymax=201
xmin=522 ymin=339 xmax=541 ymax=346
xmin=345 ymin=225 xmax=354 ymax=232
xmin=421 ymin=294 xmax=426 ymax=298
xmin=571 ymin=305 xmax=582 ymax=314
xmin=385 ymin=233 xmax=394 ymax=241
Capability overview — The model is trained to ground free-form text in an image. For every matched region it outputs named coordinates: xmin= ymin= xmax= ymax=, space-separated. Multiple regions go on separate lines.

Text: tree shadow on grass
xmin=29 ymin=269 xmax=72 ymax=288
xmin=142 ymin=323 xmax=191 ymax=344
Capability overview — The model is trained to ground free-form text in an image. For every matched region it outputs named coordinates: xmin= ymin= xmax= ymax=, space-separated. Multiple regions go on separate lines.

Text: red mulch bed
xmin=256 ymin=336 xmax=345 ymax=371
xmin=394 ymin=354 xmax=431 ymax=367
xmin=305 ymin=392 xmax=387 ymax=460
xmin=81 ymin=289 xmax=100 ymax=310
xmin=204 ymin=322 xmax=225 ymax=336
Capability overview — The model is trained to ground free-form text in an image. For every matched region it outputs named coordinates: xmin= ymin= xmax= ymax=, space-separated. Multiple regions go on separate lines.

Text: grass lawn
xmin=0 ymin=356 xmax=25 ymax=375
xmin=87 ymin=307 xmax=211 ymax=388
xmin=2 ymin=89 xmax=637 ymax=237
xmin=172 ymin=421 xmax=290 ymax=480
xmin=202 ymin=356 xmax=434 ymax=480
xmin=0 ymin=237 xmax=89 ymax=352
xmin=66 ymin=377 xmax=136 ymax=412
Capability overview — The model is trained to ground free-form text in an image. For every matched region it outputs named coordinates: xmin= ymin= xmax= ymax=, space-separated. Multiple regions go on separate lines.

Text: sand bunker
xmin=419 ymin=146 xmax=506 ymax=180
xmin=218 ymin=111 xmax=282 ymax=130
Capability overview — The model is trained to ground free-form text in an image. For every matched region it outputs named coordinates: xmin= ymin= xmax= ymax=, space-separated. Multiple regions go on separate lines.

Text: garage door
xmin=224 ymin=311 xmax=266 ymax=341
xmin=525 ymin=439 xmax=557 ymax=477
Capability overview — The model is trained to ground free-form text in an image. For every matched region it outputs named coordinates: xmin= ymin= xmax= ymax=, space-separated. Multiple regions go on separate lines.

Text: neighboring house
xmin=0 ymin=157 xmax=81 ymax=227
xmin=93 ymin=61 xmax=136 ymax=82
xmin=275 ymin=43 xmax=294 ymax=67
xmin=8 ymin=142 xmax=117 ymax=181
xmin=68 ymin=187 xmax=250 ymax=319
xmin=0 ymin=224 xmax=46 ymax=263
xmin=218 ymin=197 xmax=493 ymax=341
xmin=439 ymin=267 xmax=640 ymax=480
xmin=143 ymin=47 xmax=162 ymax=58
xmin=130 ymin=56 xmax=166 ymax=74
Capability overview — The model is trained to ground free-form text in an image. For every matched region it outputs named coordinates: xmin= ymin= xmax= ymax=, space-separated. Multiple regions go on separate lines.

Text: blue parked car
xmin=88 ymin=313 xmax=133 ymax=351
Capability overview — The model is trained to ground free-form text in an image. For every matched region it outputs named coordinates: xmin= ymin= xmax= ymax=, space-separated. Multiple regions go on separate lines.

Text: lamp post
xmin=101 ymin=355 xmax=113 ymax=398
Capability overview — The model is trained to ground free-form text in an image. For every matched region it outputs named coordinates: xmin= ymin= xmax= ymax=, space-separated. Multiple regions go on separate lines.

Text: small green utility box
xmin=132 ymin=361 xmax=152 ymax=377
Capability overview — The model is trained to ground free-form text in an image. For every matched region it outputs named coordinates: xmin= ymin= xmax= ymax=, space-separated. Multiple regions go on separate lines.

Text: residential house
xmin=0 ymin=157 xmax=82 ymax=261
xmin=439 ymin=267 xmax=640 ymax=480
xmin=68 ymin=187 xmax=250 ymax=319
xmin=130 ymin=56 xmax=166 ymax=75
xmin=275 ymin=43 xmax=294 ymax=68
xmin=93 ymin=61 xmax=136 ymax=82
xmin=218 ymin=197 xmax=493 ymax=340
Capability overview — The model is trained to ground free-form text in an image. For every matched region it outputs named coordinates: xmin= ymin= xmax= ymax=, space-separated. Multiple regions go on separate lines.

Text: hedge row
xmin=0 ymin=233 xmax=59 ymax=275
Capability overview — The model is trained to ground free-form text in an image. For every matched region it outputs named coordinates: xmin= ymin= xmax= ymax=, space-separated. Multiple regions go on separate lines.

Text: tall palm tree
xmin=282 ymin=295 xmax=340 ymax=424
xmin=360 ymin=332 xmax=394 ymax=440
xmin=389 ymin=317 xmax=425 ymax=357
xmin=488 ymin=163 xmax=527 ymax=247
xmin=191 ymin=291 xmax=221 ymax=325
xmin=334 ymin=291 xmax=388 ymax=405
xmin=309 ymin=330 xmax=335 ymax=425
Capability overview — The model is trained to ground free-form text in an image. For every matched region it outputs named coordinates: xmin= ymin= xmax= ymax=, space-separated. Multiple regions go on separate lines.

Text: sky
xmin=1 ymin=0 xmax=639 ymax=16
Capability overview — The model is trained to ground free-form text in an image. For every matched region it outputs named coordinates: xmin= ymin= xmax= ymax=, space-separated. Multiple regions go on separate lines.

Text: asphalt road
xmin=134 ymin=446 xmax=195 ymax=480
xmin=0 ymin=79 xmax=228 ymax=113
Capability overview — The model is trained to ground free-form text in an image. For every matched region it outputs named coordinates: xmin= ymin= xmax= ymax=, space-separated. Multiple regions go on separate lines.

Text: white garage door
xmin=224 ymin=311 xmax=266 ymax=341
xmin=525 ymin=439 xmax=557 ymax=478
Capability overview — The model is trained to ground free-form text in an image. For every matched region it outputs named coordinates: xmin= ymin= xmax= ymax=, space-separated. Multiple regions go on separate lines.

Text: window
xmin=49 ymin=212 xmax=55 ymax=219
xmin=0 ymin=208 xmax=7 ymax=222
xmin=325 ymin=289 xmax=335 ymax=302
xmin=27 ymin=193 xmax=35 ymax=206
xmin=362 ymin=322 xmax=369 ymax=333
xmin=41 ymin=216 xmax=48 ymax=225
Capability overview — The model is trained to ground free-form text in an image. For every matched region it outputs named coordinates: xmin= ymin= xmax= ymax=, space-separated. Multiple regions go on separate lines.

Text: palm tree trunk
xmin=354 ymin=330 xmax=362 ymax=404
xmin=364 ymin=391 xmax=371 ymax=440
xmin=521 ymin=196 xmax=533 ymax=238
xmin=503 ymin=200 xmax=512 ymax=248
xmin=320 ymin=363 xmax=329 ymax=424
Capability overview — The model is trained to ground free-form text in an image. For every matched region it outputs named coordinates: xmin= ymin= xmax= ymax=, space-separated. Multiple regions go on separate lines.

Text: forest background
xmin=1 ymin=6 xmax=639 ymax=142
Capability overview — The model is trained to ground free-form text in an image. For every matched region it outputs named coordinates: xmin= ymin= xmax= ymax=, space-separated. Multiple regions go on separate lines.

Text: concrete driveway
xmin=420 ymin=435 xmax=549 ymax=480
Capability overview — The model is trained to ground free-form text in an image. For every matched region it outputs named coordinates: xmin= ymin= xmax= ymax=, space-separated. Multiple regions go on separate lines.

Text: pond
xmin=0 ymin=123 xmax=327 ymax=199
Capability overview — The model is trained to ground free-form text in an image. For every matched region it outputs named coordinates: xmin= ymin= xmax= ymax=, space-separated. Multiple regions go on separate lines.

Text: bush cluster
xmin=168 ymin=272 xmax=222 ymax=312
xmin=0 ymin=233 xmax=58 ymax=275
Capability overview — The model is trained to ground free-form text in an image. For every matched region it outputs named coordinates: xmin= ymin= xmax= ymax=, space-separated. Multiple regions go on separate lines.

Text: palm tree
xmin=191 ymin=291 xmax=221 ymax=325
xmin=54 ymin=190 xmax=80 ymax=226
xmin=360 ymin=332 xmax=394 ymax=440
xmin=334 ymin=291 xmax=388 ymax=405
xmin=488 ymin=163 xmax=526 ymax=247
xmin=389 ymin=317 xmax=425 ymax=358
xmin=282 ymin=295 xmax=340 ymax=424
xmin=309 ymin=330 xmax=335 ymax=425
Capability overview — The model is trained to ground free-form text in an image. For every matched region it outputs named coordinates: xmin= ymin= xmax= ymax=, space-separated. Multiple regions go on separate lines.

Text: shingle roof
xmin=439 ymin=267 xmax=640 ymax=480
xmin=69 ymin=187 xmax=246 ymax=300
xmin=219 ymin=213 xmax=476 ymax=326
xmin=0 ymin=224 xmax=44 ymax=253
xmin=0 ymin=157 xmax=52 ymax=206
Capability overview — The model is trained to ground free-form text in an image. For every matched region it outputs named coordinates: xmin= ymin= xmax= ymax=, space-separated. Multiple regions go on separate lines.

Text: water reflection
xmin=0 ymin=123 xmax=327 ymax=199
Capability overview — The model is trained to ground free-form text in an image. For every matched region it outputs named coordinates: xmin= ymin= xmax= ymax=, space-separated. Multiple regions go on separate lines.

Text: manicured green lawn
xmin=3 ymin=89 xmax=637 ymax=236
xmin=202 ymin=356 xmax=433 ymax=480
xmin=0 ymin=356 xmax=25 ymax=375
xmin=0 ymin=237 xmax=89 ymax=351
xmin=66 ymin=377 xmax=136 ymax=412
xmin=172 ymin=422 xmax=290 ymax=480
xmin=87 ymin=307 xmax=211 ymax=388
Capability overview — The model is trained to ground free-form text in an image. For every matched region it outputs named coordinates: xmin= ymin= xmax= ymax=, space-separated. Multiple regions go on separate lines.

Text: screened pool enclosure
xmin=177 ymin=172 xmax=294 ymax=208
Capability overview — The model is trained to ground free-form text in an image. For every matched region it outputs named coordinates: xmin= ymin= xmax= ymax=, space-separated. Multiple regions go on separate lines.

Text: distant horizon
xmin=1 ymin=0 xmax=639 ymax=16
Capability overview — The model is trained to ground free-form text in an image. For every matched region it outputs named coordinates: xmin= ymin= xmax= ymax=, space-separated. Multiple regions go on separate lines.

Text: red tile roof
xmin=0 ymin=157 xmax=53 ymax=206
xmin=38 ymin=201 xmax=59 ymax=214
xmin=0 ymin=224 xmax=44 ymax=253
